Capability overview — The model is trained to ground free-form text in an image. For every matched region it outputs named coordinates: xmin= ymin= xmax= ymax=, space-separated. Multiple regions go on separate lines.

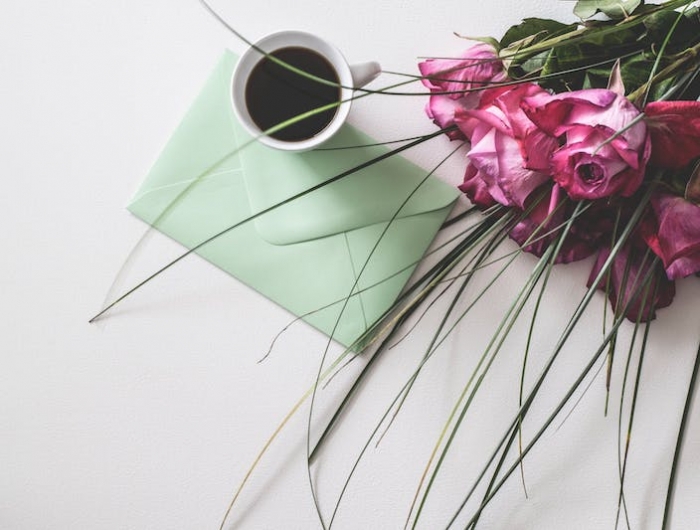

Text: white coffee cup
xmin=231 ymin=31 xmax=381 ymax=151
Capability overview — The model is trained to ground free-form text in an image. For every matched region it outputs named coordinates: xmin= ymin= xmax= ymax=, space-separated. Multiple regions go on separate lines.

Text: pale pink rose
xmin=522 ymin=89 xmax=651 ymax=200
xmin=419 ymin=43 xmax=508 ymax=140
xmin=455 ymin=83 xmax=557 ymax=208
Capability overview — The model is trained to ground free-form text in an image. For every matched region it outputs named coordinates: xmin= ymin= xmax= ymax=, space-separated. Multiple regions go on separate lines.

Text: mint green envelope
xmin=127 ymin=51 xmax=458 ymax=348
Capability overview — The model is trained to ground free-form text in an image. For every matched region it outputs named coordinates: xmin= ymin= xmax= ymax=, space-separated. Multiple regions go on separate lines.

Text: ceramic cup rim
xmin=231 ymin=30 xmax=353 ymax=152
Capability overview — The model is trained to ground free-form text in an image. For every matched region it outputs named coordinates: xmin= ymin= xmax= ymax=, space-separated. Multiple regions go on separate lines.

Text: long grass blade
xmin=309 ymin=211 xmax=511 ymax=463
xmin=614 ymin=255 xmax=658 ymax=530
xmin=474 ymin=204 xmax=580 ymax=528
xmin=455 ymin=257 xmax=661 ymax=529
xmin=90 ymin=126 xmax=452 ymax=323
xmin=323 ymin=225 xmax=527 ymax=528
xmin=441 ymin=202 xmax=585 ymax=530
xmin=411 ymin=246 xmax=556 ymax=529
xmin=661 ymin=333 xmax=700 ymax=529
xmin=440 ymin=184 xmax=657 ymax=527
xmin=303 ymin=142 xmax=467 ymax=528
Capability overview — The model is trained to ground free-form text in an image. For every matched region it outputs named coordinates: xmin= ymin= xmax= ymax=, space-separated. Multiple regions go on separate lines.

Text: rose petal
xmin=644 ymin=101 xmax=700 ymax=169
xmin=458 ymin=163 xmax=497 ymax=208
xmin=493 ymin=132 xmax=550 ymax=208
xmin=418 ymin=43 xmax=507 ymax=96
xmin=467 ymin=128 xmax=512 ymax=206
xmin=521 ymin=129 xmax=558 ymax=172
xmin=587 ymin=242 xmax=675 ymax=322
xmin=509 ymin=185 xmax=597 ymax=263
xmin=456 ymin=106 xmax=511 ymax=139
xmin=426 ymin=94 xmax=475 ymax=139
xmin=643 ymin=193 xmax=700 ymax=279
xmin=522 ymin=89 xmax=619 ymax=137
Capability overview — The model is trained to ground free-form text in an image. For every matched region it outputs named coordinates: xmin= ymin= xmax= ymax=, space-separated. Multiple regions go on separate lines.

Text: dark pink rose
xmin=641 ymin=193 xmax=700 ymax=280
xmin=587 ymin=240 xmax=675 ymax=322
xmin=455 ymin=83 xmax=557 ymax=208
xmin=644 ymin=101 xmax=700 ymax=169
xmin=509 ymin=184 xmax=599 ymax=263
xmin=522 ymin=89 xmax=651 ymax=200
xmin=419 ymin=43 xmax=508 ymax=140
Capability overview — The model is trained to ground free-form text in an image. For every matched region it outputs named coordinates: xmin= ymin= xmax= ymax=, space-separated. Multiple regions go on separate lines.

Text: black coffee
xmin=244 ymin=47 xmax=341 ymax=142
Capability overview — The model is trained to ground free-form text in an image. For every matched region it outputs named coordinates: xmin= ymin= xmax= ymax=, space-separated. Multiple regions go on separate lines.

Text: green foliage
xmin=497 ymin=1 xmax=700 ymax=97
xmin=500 ymin=17 xmax=574 ymax=49
xmin=574 ymin=0 xmax=644 ymax=19
xmin=643 ymin=6 xmax=700 ymax=50
xmin=504 ymin=20 xmax=649 ymax=92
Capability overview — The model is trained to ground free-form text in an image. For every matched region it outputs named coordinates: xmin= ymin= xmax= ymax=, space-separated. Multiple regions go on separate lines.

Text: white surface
xmin=2 ymin=1 xmax=699 ymax=529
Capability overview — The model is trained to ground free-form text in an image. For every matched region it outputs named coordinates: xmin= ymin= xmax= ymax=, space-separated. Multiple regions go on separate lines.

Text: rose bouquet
xmin=401 ymin=2 xmax=700 ymax=526
xmin=304 ymin=1 xmax=700 ymax=527
xmin=419 ymin=18 xmax=700 ymax=324
xmin=93 ymin=0 xmax=700 ymax=528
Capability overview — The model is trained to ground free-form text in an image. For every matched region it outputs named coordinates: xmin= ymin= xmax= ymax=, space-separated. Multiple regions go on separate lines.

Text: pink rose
xmin=522 ymin=89 xmax=651 ymax=200
xmin=419 ymin=43 xmax=508 ymax=140
xmin=644 ymin=101 xmax=700 ymax=169
xmin=641 ymin=193 xmax=700 ymax=280
xmin=455 ymin=83 xmax=557 ymax=209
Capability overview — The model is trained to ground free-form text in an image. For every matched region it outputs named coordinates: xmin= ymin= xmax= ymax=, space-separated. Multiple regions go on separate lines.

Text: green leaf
xmin=618 ymin=52 xmax=659 ymax=93
xmin=454 ymin=34 xmax=501 ymax=51
xmin=643 ymin=8 xmax=700 ymax=50
xmin=500 ymin=18 xmax=572 ymax=49
xmin=574 ymin=0 xmax=644 ymax=20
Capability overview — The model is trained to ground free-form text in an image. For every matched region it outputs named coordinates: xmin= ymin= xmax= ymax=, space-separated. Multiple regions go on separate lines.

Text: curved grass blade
xmin=407 ymin=194 xmax=588 ymax=527
xmin=322 ymin=224 xmax=531 ymax=528
xmin=218 ymin=332 xmax=371 ymax=530
xmin=89 ymin=126 xmax=452 ymax=323
xmin=315 ymin=134 xmax=435 ymax=150
xmin=661 ymin=333 xmax=700 ymax=530
xmin=410 ymin=243 xmax=558 ymax=530
xmin=455 ymin=258 xmax=661 ymax=529
xmin=437 ymin=185 xmax=657 ymax=527
xmin=414 ymin=202 xmax=584 ymax=529
xmin=632 ymin=3 xmax=692 ymax=106
xmin=614 ymin=301 xmax=652 ymax=530
xmin=381 ymin=49 xmax=644 ymax=96
xmin=306 ymin=201 xmax=550 ymax=524
xmin=608 ymin=249 xmax=657 ymax=527
xmin=302 ymin=142 xmax=467 ymax=529
xmin=478 ymin=225 xmax=654 ymax=530
xmin=309 ymin=210 xmax=513 ymax=463
xmin=453 ymin=261 xmax=665 ymax=529
xmin=374 ymin=231 xmax=513 ymax=449
xmin=386 ymin=239 xmax=504 ymax=353
xmin=258 ymin=209 xmax=492 ymax=363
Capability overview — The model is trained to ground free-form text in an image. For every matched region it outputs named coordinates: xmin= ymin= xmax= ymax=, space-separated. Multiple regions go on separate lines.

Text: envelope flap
xmin=231 ymin=80 xmax=459 ymax=246
xmin=125 ymin=50 xmax=458 ymax=349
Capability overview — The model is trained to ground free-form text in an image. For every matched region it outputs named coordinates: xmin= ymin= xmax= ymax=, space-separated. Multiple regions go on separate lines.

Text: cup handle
xmin=349 ymin=61 xmax=381 ymax=88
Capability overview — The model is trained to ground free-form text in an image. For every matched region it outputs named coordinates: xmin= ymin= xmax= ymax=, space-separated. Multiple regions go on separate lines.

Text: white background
xmin=2 ymin=1 xmax=700 ymax=529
